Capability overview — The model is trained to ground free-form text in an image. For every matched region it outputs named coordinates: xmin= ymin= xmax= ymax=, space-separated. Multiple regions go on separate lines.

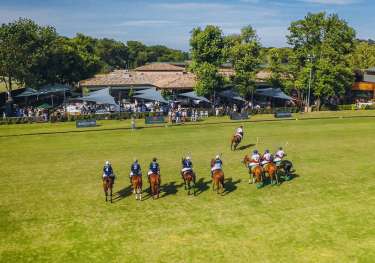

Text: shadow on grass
xmin=113 ymin=185 xmax=132 ymax=202
xmin=222 ymin=178 xmax=241 ymax=195
xmin=237 ymin=144 xmax=255 ymax=151
xmin=194 ymin=178 xmax=210 ymax=196
xmin=160 ymin=181 xmax=184 ymax=198
xmin=261 ymin=172 xmax=300 ymax=188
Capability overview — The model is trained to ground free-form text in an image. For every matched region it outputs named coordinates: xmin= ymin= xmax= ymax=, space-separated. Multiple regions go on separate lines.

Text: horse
xmin=131 ymin=175 xmax=142 ymax=200
xmin=243 ymin=155 xmax=263 ymax=184
xmin=182 ymin=170 xmax=196 ymax=195
xmin=210 ymin=159 xmax=225 ymax=194
xmin=231 ymin=134 xmax=242 ymax=151
xmin=263 ymin=162 xmax=278 ymax=185
xmin=102 ymin=176 xmax=114 ymax=203
xmin=277 ymin=160 xmax=294 ymax=180
xmin=149 ymin=173 xmax=160 ymax=199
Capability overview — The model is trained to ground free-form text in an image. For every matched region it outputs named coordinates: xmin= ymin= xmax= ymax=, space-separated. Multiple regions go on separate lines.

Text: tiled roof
xmin=79 ymin=64 xmax=275 ymax=89
xmin=154 ymin=73 xmax=196 ymax=90
xmin=80 ymin=70 xmax=195 ymax=89
xmin=135 ymin=63 xmax=185 ymax=72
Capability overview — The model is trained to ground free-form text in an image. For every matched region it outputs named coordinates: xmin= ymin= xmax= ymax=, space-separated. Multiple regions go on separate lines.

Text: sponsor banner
xmin=274 ymin=112 xmax=292 ymax=118
xmin=230 ymin=112 xmax=249 ymax=120
xmin=145 ymin=116 xmax=165 ymax=124
xmin=76 ymin=119 xmax=97 ymax=128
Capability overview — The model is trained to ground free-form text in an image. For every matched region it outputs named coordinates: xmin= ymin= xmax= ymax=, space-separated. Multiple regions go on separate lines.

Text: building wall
xmin=364 ymin=72 xmax=375 ymax=83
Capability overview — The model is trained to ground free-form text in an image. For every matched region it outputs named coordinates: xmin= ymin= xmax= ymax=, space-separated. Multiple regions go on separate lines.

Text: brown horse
xmin=182 ymin=170 xmax=196 ymax=195
xmin=263 ymin=162 xmax=278 ymax=185
xmin=131 ymin=175 xmax=142 ymax=200
xmin=243 ymin=155 xmax=263 ymax=184
xmin=231 ymin=134 xmax=242 ymax=151
xmin=102 ymin=176 xmax=114 ymax=203
xmin=149 ymin=173 xmax=160 ymax=199
xmin=210 ymin=159 xmax=224 ymax=194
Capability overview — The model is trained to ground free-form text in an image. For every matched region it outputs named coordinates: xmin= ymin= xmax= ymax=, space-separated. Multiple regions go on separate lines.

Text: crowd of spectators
xmin=2 ymin=105 xmax=49 ymax=121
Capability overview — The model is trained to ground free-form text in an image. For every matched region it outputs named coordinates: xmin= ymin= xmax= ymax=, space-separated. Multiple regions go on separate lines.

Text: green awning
xmin=37 ymin=103 xmax=53 ymax=109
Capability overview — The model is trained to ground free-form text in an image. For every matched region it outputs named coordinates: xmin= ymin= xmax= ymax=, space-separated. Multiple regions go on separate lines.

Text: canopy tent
xmin=38 ymin=84 xmax=70 ymax=95
xmin=134 ymin=88 xmax=157 ymax=94
xmin=15 ymin=88 xmax=39 ymax=97
xmin=77 ymin=88 xmax=118 ymax=105
xmin=178 ymin=91 xmax=211 ymax=103
xmin=256 ymin=88 xmax=293 ymax=100
xmin=133 ymin=89 xmax=168 ymax=104
xmin=218 ymin=90 xmax=246 ymax=102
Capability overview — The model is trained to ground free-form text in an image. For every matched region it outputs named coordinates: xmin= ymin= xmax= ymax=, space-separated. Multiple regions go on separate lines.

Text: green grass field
xmin=1 ymin=112 xmax=375 ymax=262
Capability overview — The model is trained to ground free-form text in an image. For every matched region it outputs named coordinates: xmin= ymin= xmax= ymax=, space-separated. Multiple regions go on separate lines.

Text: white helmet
xmin=105 ymin=160 xmax=110 ymax=166
xmin=216 ymin=155 xmax=220 ymax=159
xmin=186 ymin=156 xmax=191 ymax=160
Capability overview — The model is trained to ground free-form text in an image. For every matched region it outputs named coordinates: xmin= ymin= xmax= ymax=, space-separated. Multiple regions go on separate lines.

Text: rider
xmin=148 ymin=157 xmax=160 ymax=182
xmin=274 ymin=147 xmax=286 ymax=166
xmin=211 ymin=155 xmax=223 ymax=177
xmin=103 ymin=160 xmax=115 ymax=183
xmin=261 ymin=149 xmax=273 ymax=168
xmin=235 ymin=125 xmax=244 ymax=140
xmin=249 ymin=150 xmax=261 ymax=171
xmin=181 ymin=156 xmax=194 ymax=179
xmin=129 ymin=159 xmax=142 ymax=184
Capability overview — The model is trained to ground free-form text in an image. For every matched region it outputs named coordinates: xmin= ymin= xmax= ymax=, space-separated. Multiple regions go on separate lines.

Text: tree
xmin=190 ymin=25 xmax=225 ymax=98
xmin=287 ymin=12 xmax=356 ymax=108
xmin=349 ymin=41 xmax=375 ymax=70
xmin=0 ymin=18 xmax=57 ymax=100
xmin=268 ymin=48 xmax=301 ymax=96
xmin=190 ymin=25 xmax=225 ymax=67
xmin=193 ymin=62 xmax=223 ymax=96
xmin=70 ymin=34 xmax=102 ymax=78
xmin=227 ymin=26 xmax=262 ymax=102
xmin=95 ymin=38 xmax=129 ymax=72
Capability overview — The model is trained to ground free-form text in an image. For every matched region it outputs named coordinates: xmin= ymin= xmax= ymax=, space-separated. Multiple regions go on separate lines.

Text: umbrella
xmin=133 ymin=89 xmax=168 ymax=103
xmin=77 ymin=88 xmax=118 ymax=105
xmin=178 ymin=91 xmax=211 ymax=103
xmin=256 ymin=88 xmax=293 ymax=100
xmin=218 ymin=90 xmax=246 ymax=102
xmin=15 ymin=88 xmax=39 ymax=97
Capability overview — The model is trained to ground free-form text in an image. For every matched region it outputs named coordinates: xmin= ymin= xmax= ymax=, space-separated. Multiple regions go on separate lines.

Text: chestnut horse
xmin=243 ymin=155 xmax=263 ymax=184
xmin=263 ymin=162 xmax=278 ymax=185
xmin=131 ymin=175 xmax=142 ymax=200
xmin=210 ymin=159 xmax=224 ymax=194
xmin=102 ymin=176 xmax=114 ymax=203
xmin=149 ymin=173 xmax=160 ymax=199
xmin=182 ymin=170 xmax=196 ymax=195
xmin=231 ymin=134 xmax=242 ymax=151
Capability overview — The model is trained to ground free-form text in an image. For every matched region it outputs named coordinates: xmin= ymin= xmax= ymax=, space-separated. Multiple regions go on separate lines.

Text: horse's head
xmin=243 ymin=155 xmax=250 ymax=165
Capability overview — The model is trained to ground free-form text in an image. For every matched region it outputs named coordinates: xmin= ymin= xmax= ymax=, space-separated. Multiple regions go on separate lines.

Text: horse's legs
xmin=110 ymin=187 xmax=112 ymax=203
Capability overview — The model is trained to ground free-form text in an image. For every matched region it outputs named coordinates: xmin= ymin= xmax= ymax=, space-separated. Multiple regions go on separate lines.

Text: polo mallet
xmin=256 ymin=137 xmax=262 ymax=146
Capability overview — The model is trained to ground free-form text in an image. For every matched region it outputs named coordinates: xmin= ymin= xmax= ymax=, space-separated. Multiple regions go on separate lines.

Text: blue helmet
xmin=279 ymin=147 xmax=283 ymax=150
xmin=265 ymin=149 xmax=269 ymax=153
xmin=253 ymin=150 xmax=258 ymax=154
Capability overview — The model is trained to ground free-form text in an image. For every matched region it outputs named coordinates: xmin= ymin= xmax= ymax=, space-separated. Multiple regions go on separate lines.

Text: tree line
xmin=190 ymin=12 xmax=375 ymax=107
xmin=0 ymin=18 xmax=189 ymax=100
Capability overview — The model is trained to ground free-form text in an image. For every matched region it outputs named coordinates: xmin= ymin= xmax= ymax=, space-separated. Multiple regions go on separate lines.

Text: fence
xmin=2 ymin=105 xmax=373 ymax=125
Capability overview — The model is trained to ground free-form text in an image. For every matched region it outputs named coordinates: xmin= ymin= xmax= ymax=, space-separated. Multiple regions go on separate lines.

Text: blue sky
xmin=0 ymin=0 xmax=374 ymax=50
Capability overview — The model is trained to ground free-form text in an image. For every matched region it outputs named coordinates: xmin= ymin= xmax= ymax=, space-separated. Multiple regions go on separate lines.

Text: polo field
xmin=0 ymin=111 xmax=374 ymax=262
